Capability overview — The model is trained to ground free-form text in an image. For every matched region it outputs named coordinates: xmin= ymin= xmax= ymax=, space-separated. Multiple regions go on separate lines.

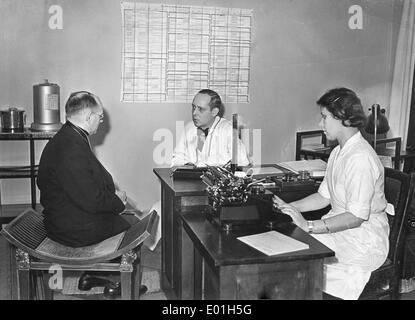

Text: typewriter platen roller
xmin=171 ymin=166 xmax=207 ymax=179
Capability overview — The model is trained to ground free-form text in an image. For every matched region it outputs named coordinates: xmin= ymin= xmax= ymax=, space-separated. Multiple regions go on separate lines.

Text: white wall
xmin=0 ymin=0 xmax=403 ymax=211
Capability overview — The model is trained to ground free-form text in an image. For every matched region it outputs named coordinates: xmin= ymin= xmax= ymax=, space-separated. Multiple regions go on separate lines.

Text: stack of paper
xmin=301 ymin=143 xmax=332 ymax=152
xmin=237 ymin=231 xmax=309 ymax=256
xmin=246 ymin=165 xmax=287 ymax=179
xmin=278 ymin=159 xmax=327 ymax=177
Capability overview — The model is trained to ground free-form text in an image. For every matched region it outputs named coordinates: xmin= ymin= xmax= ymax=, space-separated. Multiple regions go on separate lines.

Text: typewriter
xmin=171 ymin=166 xmax=207 ymax=179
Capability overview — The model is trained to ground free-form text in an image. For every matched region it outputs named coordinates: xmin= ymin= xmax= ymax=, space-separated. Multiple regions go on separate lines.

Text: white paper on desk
xmin=250 ymin=166 xmax=284 ymax=176
xmin=278 ymin=159 xmax=327 ymax=177
xmin=237 ymin=231 xmax=309 ymax=256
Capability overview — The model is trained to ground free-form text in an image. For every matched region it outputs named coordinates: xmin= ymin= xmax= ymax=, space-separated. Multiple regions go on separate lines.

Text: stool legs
xmin=120 ymin=250 xmax=139 ymax=300
xmin=133 ymin=252 xmax=142 ymax=300
xmin=120 ymin=271 xmax=133 ymax=300
xmin=13 ymin=248 xmax=144 ymax=300
xmin=15 ymin=248 xmax=30 ymax=300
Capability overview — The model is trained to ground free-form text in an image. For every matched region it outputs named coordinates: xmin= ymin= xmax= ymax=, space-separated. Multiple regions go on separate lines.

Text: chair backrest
xmin=295 ymin=130 xmax=330 ymax=161
xmin=384 ymin=167 xmax=415 ymax=266
xmin=375 ymin=137 xmax=402 ymax=170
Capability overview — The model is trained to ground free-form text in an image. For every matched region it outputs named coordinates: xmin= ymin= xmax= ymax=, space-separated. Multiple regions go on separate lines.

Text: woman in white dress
xmin=273 ymin=87 xmax=390 ymax=300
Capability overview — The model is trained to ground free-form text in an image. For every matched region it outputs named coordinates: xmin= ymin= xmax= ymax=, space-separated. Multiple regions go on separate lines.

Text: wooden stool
xmin=0 ymin=208 xmax=156 ymax=300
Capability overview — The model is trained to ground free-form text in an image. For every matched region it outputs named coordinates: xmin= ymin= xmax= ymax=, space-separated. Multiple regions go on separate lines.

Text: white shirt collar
xmin=339 ymin=131 xmax=363 ymax=155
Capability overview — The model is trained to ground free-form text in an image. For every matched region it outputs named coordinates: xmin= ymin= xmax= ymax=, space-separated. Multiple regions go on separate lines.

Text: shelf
xmin=0 ymin=166 xmax=38 ymax=179
xmin=0 ymin=128 xmax=56 ymax=140
xmin=0 ymin=130 xmax=56 ymax=209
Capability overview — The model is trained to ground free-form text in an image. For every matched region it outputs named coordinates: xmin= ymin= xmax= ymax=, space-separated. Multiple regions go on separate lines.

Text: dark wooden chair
xmin=359 ymin=168 xmax=415 ymax=300
xmin=0 ymin=208 xmax=157 ymax=300
xmin=295 ymin=130 xmax=333 ymax=161
xmin=402 ymin=147 xmax=415 ymax=173
xmin=374 ymin=137 xmax=402 ymax=170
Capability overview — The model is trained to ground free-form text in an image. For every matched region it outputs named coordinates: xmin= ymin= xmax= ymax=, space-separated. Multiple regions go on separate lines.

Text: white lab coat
xmin=145 ymin=117 xmax=250 ymax=251
xmin=171 ymin=116 xmax=250 ymax=167
xmin=313 ymin=131 xmax=390 ymax=300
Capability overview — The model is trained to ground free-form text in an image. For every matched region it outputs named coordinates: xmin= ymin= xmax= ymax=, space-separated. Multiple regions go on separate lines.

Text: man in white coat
xmin=146 ymin=89 xmax=250 ymax=251
xmin=171 ymin=89 xmax=250 ymax=167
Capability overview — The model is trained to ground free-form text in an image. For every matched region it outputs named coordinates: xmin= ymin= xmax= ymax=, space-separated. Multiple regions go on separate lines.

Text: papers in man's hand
xmin=237 ymin=231 xmax=309 ymax=256
xmin=386 ymin=202 xmax=395 ymax=216
xmin=278 ymin=159 xmax=327 ymax=177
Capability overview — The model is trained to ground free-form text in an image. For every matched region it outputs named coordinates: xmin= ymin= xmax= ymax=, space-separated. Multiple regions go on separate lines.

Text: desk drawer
xmin=180 ymin=196 xmax=208 ymax=207
xmin=175 ymin=196 xmax=208 ymax=213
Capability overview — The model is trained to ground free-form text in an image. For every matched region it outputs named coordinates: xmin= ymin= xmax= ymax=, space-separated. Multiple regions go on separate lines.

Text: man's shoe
xmin=78 ymin=273 xmax=112 ymax=291
xmin=103 ymin=281 xmax=121 ymax=298
xmin=103 ymin=282 xmax=148 ymax=299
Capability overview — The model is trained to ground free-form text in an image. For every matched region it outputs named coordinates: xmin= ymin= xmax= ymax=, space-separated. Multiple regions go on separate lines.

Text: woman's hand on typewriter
xmin=273 ymin=195 xmax=307 ymax=230
xmin=272 ymin=195 xmax=286 ymax=210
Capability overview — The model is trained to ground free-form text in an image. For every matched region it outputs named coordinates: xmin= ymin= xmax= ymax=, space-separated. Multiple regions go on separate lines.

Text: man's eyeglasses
xmin=91 ymin=112 xmax=104 ymax=122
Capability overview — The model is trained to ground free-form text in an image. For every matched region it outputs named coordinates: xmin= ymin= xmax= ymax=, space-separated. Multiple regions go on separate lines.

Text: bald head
xmin=65 ymin=91 xmax=104 ymax=135
xmin=65 ymin=91 xmax=101 ymax=117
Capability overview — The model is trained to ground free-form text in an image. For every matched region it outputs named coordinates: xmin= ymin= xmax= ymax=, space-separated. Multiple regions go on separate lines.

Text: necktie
xmin=197 ymin=127 xmax=208 ymax=152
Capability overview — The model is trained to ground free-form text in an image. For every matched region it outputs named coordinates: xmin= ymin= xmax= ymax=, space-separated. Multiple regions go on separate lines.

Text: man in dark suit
xmin=37 ymin=91 xmax=144 ymax=297
xmin=37 ymin=91 xmax=130 ymax=247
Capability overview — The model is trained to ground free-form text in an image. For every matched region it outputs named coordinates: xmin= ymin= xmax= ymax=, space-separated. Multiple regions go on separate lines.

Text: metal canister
xmin=0 ymin=107 xmax=26 ymax=132
xmin=31 ymin=79 xmax=62 ymax=131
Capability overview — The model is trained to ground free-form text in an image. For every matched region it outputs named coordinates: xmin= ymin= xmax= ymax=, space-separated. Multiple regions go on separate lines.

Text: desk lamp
xmin=365 ymin=104 xmax=390 ymax=148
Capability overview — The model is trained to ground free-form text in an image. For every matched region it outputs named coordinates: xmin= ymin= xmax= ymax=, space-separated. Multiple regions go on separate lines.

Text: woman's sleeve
xmin=344 ymin=153 xmax=379 ymax=220
xmin=318 ymin=177 xmax=331 ymax=199
xmin=318 ymin=153 xmax=332 ymax=200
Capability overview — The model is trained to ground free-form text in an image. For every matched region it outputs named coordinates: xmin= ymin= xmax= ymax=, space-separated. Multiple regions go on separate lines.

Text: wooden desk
xmin=181 ymin=212 xmax=334 ymax=299
xmin=0 ymin=129 xmax=56 ymax=209
xmin=153 ymin=168 xmax=208 ymax=299
xmin=375 ymin=147 xmax=415 ymax=173
xmin=153 ymin=167 xmax=329 ymax=299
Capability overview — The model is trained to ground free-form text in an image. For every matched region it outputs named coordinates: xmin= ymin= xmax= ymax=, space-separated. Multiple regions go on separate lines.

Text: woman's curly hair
xmin=316 ymin=87 xmax=367 ymax=128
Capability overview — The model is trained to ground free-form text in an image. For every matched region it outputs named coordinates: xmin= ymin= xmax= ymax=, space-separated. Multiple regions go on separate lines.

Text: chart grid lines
xmin=121 ymin=2 xmax=252 ymax=103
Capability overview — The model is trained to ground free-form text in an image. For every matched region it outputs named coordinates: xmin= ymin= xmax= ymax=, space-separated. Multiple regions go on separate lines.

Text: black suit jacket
xmin=37 ymin=122 xmax=129 ymax=247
